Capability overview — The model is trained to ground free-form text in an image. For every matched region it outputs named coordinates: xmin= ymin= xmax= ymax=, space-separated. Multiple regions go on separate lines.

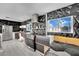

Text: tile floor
xmin=0 ymin=39 xmax=70 ymax=56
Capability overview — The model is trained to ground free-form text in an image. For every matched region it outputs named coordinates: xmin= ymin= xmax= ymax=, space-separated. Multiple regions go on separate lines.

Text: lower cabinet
xmin=0 ymin=35 xmax=2 ymax=48
xmin=15 ymin=32 xmax=19 ymax=39
xmin=25 ymin=38 xmax=34 ymax=49
xmin=25 ymin=35 xmax=50 ymax=55
xmin=36 ymin=43 xmax=50 ymax=54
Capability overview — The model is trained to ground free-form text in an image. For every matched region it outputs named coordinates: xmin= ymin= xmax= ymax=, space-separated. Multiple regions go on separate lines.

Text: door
xmin=2 ymin=25 xmax=13 ymax=41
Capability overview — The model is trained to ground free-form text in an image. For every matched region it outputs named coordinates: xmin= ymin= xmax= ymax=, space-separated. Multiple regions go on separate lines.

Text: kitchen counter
xmin=25 ymin=34 xmax=34 ymax=49
xmin=25 ymin=34 xmax=50 ymax=55
xmin=36 ymin=35 xmax=50 ymax=55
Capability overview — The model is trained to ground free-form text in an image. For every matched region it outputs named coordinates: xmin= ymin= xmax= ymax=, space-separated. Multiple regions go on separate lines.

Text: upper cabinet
xmin=38 ymin=15 xmax=46 ymax=23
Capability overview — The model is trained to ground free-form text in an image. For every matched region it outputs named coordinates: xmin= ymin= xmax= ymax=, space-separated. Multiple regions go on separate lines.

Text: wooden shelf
xmin=54 ymin=35 xmax=79 ymax=46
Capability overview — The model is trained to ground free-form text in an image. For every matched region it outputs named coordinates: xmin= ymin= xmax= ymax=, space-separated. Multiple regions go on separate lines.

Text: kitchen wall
xmin=47 ymin=3 xmax=79 ymax=38
xmin=21 ymin=3 xmax=79 ymax=38
xmin=0 ymin=19 xmax=21 ymax=33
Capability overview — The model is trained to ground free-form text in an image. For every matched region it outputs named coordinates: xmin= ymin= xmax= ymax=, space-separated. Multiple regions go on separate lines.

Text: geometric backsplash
xmin=32 ymin=15 xmax=46 ymax=36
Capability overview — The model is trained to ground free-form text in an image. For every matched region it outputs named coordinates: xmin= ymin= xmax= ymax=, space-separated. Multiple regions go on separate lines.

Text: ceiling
xmin=0 ymin=3 xmax=73 ymax=22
